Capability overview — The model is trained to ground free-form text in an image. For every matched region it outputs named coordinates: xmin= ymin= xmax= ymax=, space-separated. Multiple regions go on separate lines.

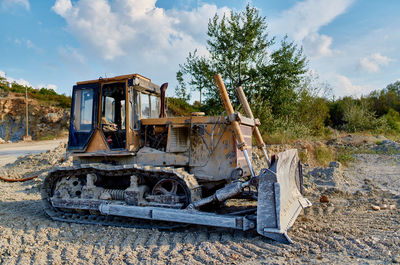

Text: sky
xmin=0 ymin=0 xmax=399 ymax=99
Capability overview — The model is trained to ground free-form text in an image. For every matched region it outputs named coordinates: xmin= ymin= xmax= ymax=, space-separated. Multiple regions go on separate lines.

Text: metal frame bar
xmin=51 ymin=198 xmax=255 ymax=231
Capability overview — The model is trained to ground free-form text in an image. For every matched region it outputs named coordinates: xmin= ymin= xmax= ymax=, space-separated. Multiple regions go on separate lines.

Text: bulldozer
xmin=41 ymin=73 xmax=311 ymax=243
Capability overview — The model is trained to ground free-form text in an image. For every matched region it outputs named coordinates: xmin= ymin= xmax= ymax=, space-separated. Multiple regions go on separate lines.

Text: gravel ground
xmin=0 ymin=139 xmax=66 ymax=167
xmin=0 ymin=145 xmax=399 ymax=264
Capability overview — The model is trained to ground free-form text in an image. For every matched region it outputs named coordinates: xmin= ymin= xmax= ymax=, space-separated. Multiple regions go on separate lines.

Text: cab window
xmin=73 ymin=89 xmax=94 ymax=132
xmin=140 ymin=93 xmax=160 ymax=119
xmin=129 ymin=88 xmax=140 ymax=130
xmin=141 ymin=93 xmax=150 ymax=119
xmin=150 ymin=95 xmax=160 ymax=118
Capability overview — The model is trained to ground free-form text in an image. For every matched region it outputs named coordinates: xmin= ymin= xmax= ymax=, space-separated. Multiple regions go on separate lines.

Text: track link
xmin=41 ymin=164 xmax=201 ymax=230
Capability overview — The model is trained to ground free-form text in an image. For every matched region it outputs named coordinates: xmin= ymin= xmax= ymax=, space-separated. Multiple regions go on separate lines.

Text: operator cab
xmin=68 ymin=74 xmax=164 ymax=153
xmin=101 ymin=82 xmax=126 ymax=149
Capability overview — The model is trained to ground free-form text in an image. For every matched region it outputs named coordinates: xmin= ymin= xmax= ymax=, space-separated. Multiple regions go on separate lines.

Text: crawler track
xmin=41 ymin=164 xmax=201 ymax=230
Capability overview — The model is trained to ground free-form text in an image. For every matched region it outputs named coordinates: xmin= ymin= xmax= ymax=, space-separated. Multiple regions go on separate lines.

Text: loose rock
xmin=319 ymin=195 xmax=330 ymax=203
xmin=371 ymin=205 xmax=380 ymax=211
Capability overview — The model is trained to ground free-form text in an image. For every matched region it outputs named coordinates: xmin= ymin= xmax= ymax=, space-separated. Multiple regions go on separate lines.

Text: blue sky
xmin=0 ymin=0 xmax=399 ymax=99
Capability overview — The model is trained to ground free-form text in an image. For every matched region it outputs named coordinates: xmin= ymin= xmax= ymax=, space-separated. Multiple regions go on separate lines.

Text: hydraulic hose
xmin=0 ymin=175 xmax=39 ymax=182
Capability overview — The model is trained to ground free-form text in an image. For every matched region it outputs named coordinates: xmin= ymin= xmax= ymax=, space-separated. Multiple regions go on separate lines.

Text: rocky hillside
xmin=0 ymin=95 xmax=69 ymax=141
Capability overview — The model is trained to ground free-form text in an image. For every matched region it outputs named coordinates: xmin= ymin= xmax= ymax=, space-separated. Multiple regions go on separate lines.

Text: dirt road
xmin=0 ymin=139 xmax=67 ymax=167
xmin=0 ymin=148 xmax=399 ymax=264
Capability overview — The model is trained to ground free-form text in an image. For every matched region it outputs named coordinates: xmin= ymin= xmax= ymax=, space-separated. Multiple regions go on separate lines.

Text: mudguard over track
xmin=257 ymin=149 xmax=312 ymax=243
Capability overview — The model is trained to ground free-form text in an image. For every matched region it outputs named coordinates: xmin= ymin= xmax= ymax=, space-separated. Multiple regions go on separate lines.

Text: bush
xmin=335 ymin=146 xmax=355 ymax=166
xmin=314 ymin=145 xmax=334 ymax=167
xmin=298 ymin=96 xmax=329 ymax=135
xmin=166 ymin=97 xmax=200 ymax=116
xmin=250 ymin=95 xmax=274 ymax=132
xmin=342 ymin=102 xmax=378 ymax=132
xmin=383 ymin=108 xmax=400 ymax=132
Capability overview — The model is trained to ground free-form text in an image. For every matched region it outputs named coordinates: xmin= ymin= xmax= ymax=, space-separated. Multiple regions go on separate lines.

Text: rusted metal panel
xmin=77 ymin=73 xmax=150 ymax=85
xmin=189 ymin=122 xmax=239 ymax=181
xmin=77 ymin=74 xmax=160 ymax=95
xmin=239 ymin=116 xmax=255 ymax=126
xmin=136 ymin=149 xmax=189 ymax=166
xmin=166 ymin=125 xmax=190 ymax=153
xmin=85 ymin=130 xmax=109 ymax=153
xmin=73 ymin=151 xmax=135 ymax=157
xmin=141 ymin=117 xmax=190 ymax=125
xmin=141 ymin=116 xmax=231 ymax=126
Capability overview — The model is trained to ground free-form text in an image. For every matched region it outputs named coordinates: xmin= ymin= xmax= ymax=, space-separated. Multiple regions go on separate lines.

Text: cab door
xmin=100 ymin=82 xmax=127 ymax=150
xmin=68 ymin=83 xmax=99 ymax=151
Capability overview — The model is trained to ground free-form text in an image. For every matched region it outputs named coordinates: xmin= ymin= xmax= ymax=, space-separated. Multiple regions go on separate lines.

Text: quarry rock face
xmin=0 ymin=97 xmax=69 ymax=141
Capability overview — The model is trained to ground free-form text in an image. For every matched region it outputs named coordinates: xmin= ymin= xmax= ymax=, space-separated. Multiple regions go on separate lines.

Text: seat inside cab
xmin=101 ymin=82 xmax=126 ymax=150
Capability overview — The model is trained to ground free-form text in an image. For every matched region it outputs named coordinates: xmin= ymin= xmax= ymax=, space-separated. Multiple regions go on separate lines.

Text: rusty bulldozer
xmin=41 ymin=73 xmax=311 ymax=243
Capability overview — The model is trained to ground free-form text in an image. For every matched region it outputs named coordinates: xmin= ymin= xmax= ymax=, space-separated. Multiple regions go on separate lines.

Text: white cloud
xmin=359 ymin=53 xmax=394 ymax=73
xmin=270 ymin=0 xmax=354 ymax=57
xmin=51 ymin=0 xmax=228 ymax=86
xmin=10 ymin=78 xmax=31 ymax=87
xmin=14 ymin=38 xmax=42 ymax=53
xmin=52 ymin=0 xmax=72 ymax=16
xmin=302 ymin=33 xmax=333 ymax=57
xmin=0 ymin=69 xmax=31 ymax=87
xmin=58 ymin=46 xmax=86 ymax=65
xmin=2 ymin=0 xmax=30 ymax=11
xmin=333 ymin=74 xmax=363 ymax=96
xmin=37 ymin=84 xmax=58 ymax=91
xmin=167 ymin=4 xmax=230 ymax=46
xmin=51 ymin=0 xmax=225 ymax=60
xmin=0 ymin=69 xmax=61 ymax=91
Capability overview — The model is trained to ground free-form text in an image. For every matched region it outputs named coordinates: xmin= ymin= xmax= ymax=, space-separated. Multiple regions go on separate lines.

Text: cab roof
xmin=76 ymin=73 xmax=161 ymax=95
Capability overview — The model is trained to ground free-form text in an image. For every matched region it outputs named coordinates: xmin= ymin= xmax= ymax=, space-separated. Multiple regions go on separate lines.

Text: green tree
xmin=175 ymin=70 xmax=191 ymax=101
xmin=177 ymin=4 xmax=307 ymax=121
xmin=178 ymin=4 xmax=274 ymax=106
xmin=367 ymin=81 xmax=400 ymax=116
xmin=383 ymin=108 xmax=400 ymax=132
xmin=205 ymin=4 xmax=273 ymax=102
xmin=177 ymin=50 xmax=213 ymax=104
xmin=258 ymin=37 xmax=307 ymax=118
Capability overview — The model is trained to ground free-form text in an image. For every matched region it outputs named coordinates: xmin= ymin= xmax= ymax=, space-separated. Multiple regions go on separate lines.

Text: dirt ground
xmin=0 ymin=141 xmax=399 ymax=264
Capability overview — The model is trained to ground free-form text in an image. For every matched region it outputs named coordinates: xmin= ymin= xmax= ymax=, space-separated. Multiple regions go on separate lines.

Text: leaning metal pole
xmin=213 ymin=74 xmax=256 ymax=179
xmin=236 ymin=86 xmax=271 ymax=166
xmin=25 ymin=86 xmax=29 ymax=138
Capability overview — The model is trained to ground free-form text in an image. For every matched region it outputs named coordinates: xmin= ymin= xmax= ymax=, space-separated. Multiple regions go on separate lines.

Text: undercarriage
xmin=42 ymin=163 xmax=258 ymax=234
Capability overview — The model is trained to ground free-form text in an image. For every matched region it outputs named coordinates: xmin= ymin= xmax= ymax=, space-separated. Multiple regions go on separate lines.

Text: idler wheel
xmin=151 ymin=178 xmax=190 ymax=207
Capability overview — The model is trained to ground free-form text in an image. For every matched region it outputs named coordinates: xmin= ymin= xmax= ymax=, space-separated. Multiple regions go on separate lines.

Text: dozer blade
xmin=257 ymin=149 xmax=312 ymax=244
